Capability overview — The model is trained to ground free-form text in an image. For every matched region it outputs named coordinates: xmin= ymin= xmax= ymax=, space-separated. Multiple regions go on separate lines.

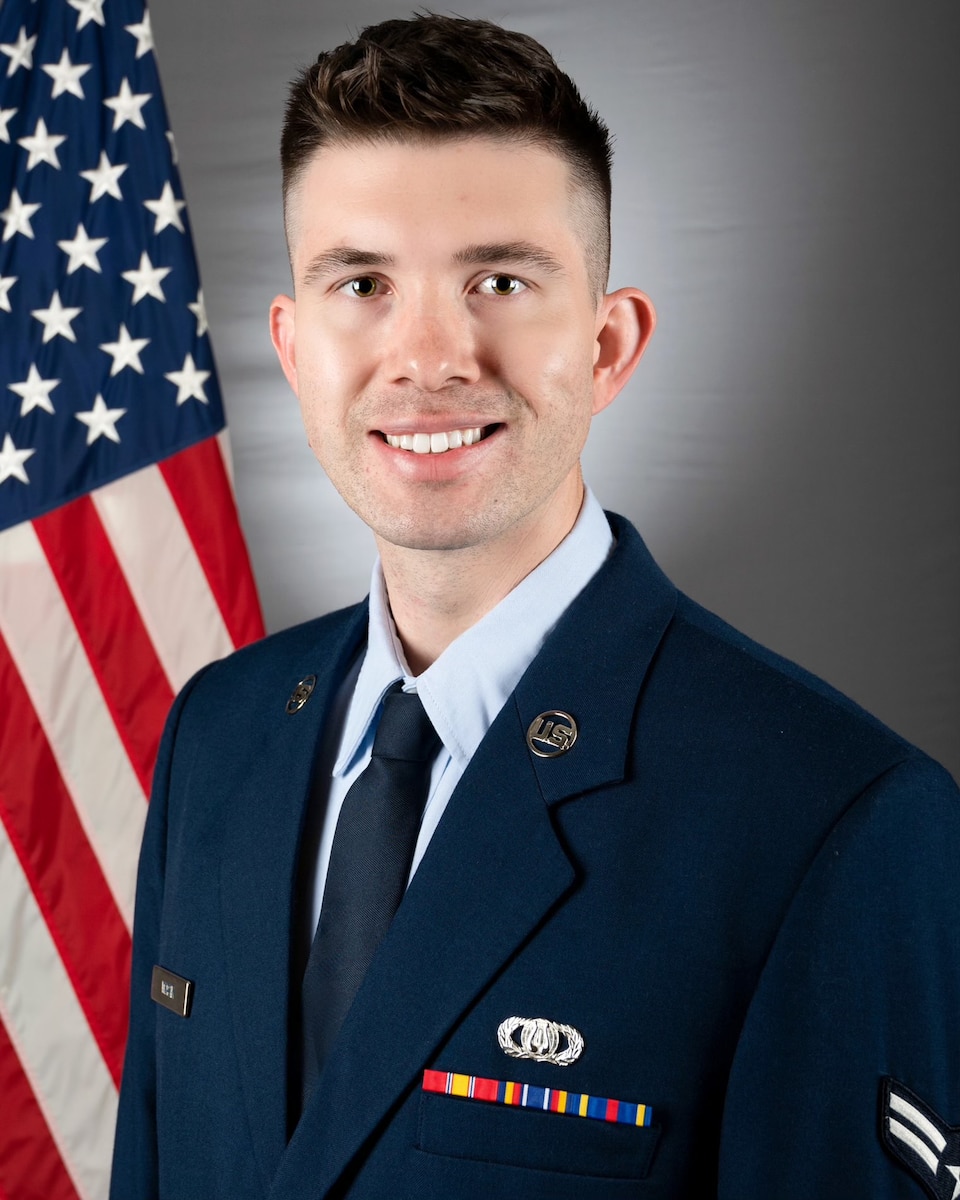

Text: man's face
xmin=271 ymin=136 xmax=649 ymax=558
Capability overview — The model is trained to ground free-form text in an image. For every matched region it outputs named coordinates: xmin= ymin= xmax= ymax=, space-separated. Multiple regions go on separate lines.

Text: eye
xmin=340 ymin=276 xmax=380 ymax=297
xmin=476 ymin=274 xmax=527 ymax=297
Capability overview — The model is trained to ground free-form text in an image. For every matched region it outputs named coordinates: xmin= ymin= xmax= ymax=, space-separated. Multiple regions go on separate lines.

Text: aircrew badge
xmin=497 ymin=1015 xmax=584 ymax=1066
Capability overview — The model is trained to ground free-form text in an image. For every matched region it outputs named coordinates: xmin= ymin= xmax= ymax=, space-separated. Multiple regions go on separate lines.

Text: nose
xmin=382 ymin=293 xmax=481 ymax=392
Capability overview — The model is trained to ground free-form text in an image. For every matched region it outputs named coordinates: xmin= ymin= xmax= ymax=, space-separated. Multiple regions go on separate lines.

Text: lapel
xmin=270 ymin=514 xmax=678 ymax=1199
xmin=217 ymin=604 xmax=368 ymax=1194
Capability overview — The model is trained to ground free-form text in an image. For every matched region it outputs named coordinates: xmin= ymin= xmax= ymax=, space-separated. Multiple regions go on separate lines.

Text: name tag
xmin=150 ymin=965 xmax=193 ymax=1017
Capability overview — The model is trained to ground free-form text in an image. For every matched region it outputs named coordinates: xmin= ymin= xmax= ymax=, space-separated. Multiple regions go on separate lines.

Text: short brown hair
xmin=280 ymin=13 xmax=613 ymax=293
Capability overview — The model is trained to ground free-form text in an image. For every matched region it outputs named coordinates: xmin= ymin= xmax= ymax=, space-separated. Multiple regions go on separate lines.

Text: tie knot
xmin=371 ymin=687 xmax=441 ymax=763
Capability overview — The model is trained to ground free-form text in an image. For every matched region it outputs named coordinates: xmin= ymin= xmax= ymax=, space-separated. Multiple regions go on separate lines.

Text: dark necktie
xmin=299 ymin=684 xmax=441 ymax=1107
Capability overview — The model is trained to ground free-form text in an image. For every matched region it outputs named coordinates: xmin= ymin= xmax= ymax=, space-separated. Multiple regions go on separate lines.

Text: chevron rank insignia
xmin=881 ymin=1077 xmax=960 ymax=1200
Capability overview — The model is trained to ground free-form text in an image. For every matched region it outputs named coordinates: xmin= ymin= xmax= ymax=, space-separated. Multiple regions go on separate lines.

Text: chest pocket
xmin=416 ymin=1089 xmax=661 ymax=1190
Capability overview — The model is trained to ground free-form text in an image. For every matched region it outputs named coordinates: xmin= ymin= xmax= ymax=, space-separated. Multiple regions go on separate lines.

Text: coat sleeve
xmin=717 ymin=755 xmax=960 ymax=1200
xmin=109 ymin=665 xmax=213 ymax=1200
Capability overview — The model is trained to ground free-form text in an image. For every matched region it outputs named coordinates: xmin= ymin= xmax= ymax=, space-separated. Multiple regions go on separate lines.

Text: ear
xmin=592 ymin=288 xmax=656 ymax=415
xmin=269 ymin=293 xmax=299 ymax=396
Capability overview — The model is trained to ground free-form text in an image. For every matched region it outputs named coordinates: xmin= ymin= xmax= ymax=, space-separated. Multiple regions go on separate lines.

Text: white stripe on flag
xmin=887 ymin=1118 xmax=940 ymax=1175
xmin=0 ymin=820 xmax=118 ymax=1200
xmin=92 ymin=464 xmax=234 ymax=694
xmin=890 ymin=1090 xmax=948 ymax=1152
xmin=0 ymin=521 xmax=145 ymax=928
xmin=217 ymin=427 xmax=237 ymax=493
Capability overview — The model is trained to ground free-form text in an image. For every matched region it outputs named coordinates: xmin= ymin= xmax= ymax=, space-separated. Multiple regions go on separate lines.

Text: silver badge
xmin=526 ymin=711 xmax=578 ymax=758
xmin=497 ymin=1015 xmax=584 ymax=1066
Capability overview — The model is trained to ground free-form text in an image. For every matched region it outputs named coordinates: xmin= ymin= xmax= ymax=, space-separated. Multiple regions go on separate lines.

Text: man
xmin=111 ymin=14 xmax=960 ymax=1199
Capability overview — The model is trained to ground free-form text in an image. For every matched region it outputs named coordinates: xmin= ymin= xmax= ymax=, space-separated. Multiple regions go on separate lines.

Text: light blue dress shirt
xmin=309 ymin=488 xmax=614 ymax=933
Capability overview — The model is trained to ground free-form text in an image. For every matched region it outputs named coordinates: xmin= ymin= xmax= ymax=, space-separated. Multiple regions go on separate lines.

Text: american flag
xmin=0 ymin=0 xmax=265 ymax=1195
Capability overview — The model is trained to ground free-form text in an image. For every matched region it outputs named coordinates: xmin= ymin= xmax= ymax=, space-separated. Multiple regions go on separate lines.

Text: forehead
xmin=285 ymin=136 xmax=584 ymax=266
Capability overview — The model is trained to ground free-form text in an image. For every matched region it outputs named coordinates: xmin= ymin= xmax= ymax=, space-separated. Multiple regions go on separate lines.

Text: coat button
xmin=526 ymin=711 xmax=578 ymax=758
xmin=285 ymin=674 xmax=317 ymax=714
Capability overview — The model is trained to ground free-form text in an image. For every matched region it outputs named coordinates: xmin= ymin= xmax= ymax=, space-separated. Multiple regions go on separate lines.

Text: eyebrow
xmin=454 ymin=242 xmax=565 ymax=275
xmin=300 ymin=240 xmax=565 ymax=287
xmin=301 ymin=248 xmax=395 ymax=287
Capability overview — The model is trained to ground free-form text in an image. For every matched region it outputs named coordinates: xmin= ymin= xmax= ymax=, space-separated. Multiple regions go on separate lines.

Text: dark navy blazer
xmin=110 ymin=514 xmax=960 ymax=1199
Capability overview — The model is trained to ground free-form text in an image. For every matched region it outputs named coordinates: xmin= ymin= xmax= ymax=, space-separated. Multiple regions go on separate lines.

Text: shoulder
xmin=212 ymin=599 xmax=367 ymax=675
xmin=597 ymin=512 xmax=955 ymax=805
xmin=157 ymin=600 xmax=367 ymax=756
xmin=184 ymin=599 xmax=366 ymax=698
xmin=665 ymin=590 xmax=925 ymax=776
xmin=671 ymin=590 xmax=903 ymax=738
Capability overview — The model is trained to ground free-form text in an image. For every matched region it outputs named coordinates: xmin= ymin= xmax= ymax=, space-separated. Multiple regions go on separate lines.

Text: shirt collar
xmin=333 ymin=487 xmax=613 ymax=776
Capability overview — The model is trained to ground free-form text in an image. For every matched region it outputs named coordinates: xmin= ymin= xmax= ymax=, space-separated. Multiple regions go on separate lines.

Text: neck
xmin=378 ymin=481 xmax=584 ymax=675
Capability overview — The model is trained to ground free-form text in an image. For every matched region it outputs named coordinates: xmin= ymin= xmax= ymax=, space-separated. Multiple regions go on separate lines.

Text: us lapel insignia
xmin=497 ymin=1015 xmax=584 ymax=1066
xmin=880 ymin=1077 xmax=960 ymax=1200
xmin=526 ymin=712 xmax=577 ymax=758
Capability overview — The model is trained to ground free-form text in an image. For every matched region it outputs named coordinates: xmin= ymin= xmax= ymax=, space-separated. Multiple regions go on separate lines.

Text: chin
xmin=369 ymin=510 xmax=510 ymax=555
xmin=375 ymin=525 xmax=486 ymax=554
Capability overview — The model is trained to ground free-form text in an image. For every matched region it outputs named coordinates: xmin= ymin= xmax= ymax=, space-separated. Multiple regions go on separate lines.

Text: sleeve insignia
xmin=881 ymin=1077 xmax=960 ymax=1200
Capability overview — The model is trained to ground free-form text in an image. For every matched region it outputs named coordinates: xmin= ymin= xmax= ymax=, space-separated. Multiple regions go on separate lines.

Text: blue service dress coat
xmin=110 ymin=514 xmax=960 ymax=1200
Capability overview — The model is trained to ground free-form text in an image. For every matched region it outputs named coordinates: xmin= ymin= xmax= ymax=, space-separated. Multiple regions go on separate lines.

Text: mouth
xmin=380 ymin=425 xmax=499 ymax=455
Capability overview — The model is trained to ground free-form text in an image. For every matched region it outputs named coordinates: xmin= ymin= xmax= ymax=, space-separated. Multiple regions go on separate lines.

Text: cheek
xmin=293 ymin=307 xmax=375 ymax=394
xmin=500 ymin=318 xmax=595 ymax=404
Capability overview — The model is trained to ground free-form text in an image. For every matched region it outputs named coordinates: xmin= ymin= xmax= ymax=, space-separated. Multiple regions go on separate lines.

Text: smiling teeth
xmin=385 ymin=428 xmax=484 ymax=453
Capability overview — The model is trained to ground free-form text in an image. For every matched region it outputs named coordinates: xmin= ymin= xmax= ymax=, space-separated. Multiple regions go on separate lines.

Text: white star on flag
xmin=75 ymin=394 xmax=126 ymax=444
xmin=57 ymin=223 xmax=108 ymax=274
xmin=1 ymin=188 xmax=41 ymax=241
xmin=68 ymin=0 xmax=106 ymax=31
xmin=103 ymin=78 xmax=152 ymax=132
xmin=0 ymin=433 xmax=35 ymax=486
xmin=188 ymin=288 xmax=208 ymax=336
xmin=165 ymin=129 xmax=178 ymax=163
xmin=42 ymin=49 xmax=91 ymax=100
xmin=31 ymin=290 xmax=82 ymax=343
xmin=0 ymin=275 xmax=16 ymax=312
xmin=144 ymin=181 xmax=186 ymax=233
xmin=0 ymin=107 xmax=16 ymax=142
xmin=0 ymin=26 xmax=36 ymax=76
xmin=8 ymin=364 xmax=60 ymax=416
xmin=99 ymin=323 xmax=149 ymax=375
xmin=80 ymin=150 xmax=128 ymax=202
xmin=165 ymin=352 xmax=211 ymax=405
xmin=122 ymin=251 xmax=170 ymax=303
xmin=125 ymin=12 xmax=153 ymax=59
xmin=18 ymin=117 xmax=66 ymax=171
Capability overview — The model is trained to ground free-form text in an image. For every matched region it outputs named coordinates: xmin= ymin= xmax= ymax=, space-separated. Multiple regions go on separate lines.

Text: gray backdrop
xmin=150 ymin=0 xmax=959 ymax=777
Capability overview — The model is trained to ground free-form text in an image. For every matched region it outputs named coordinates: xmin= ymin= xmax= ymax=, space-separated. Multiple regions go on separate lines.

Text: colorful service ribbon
xmin=422 ymin=1069 xmax=653 ymax=1127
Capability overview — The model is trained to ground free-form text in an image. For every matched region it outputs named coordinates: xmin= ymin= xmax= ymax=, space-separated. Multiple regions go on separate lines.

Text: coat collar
xmin=268 ymin=512 xmax=678 ymax=1198
xmin=217 ymin=602 xmax=368 ymax=1193
xmin=518 ymin=512 xmax=677 ymax=806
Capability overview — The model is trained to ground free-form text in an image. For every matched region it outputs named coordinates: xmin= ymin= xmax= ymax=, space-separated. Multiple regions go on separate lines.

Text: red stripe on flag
xmin=0 ymin=1017 xmax=82 ymax=1200
xmin=159 ymin=438 xmax=266 ymax=650
xmin=33 ymin=498 xmax=174 ymax=796
xmin=0 ymin=639 xmax=131 ymax=1084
